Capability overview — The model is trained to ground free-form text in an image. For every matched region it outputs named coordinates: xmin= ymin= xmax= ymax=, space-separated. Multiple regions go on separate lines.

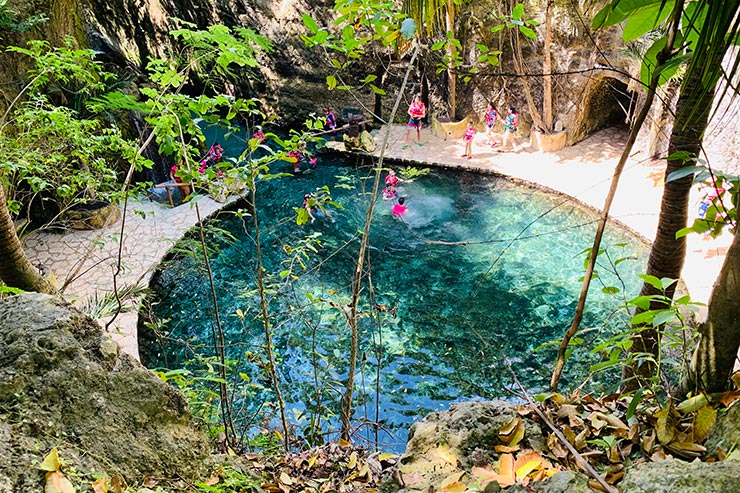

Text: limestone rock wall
xmin=0 ymin=293 xmax=210 ymax=491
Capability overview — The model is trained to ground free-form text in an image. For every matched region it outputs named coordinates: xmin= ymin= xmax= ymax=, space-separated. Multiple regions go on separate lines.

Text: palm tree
xmin=0 ymin=183 xmax=58 ymax=294
xmin=625 ymin=0 xmax=740 ymax=388
xmin=404 ymin=0 xmax=458 ymax=116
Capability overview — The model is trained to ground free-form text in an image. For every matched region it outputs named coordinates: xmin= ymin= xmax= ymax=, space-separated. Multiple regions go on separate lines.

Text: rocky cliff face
xmin=3 ymin=1 xmax=736 ymax=156
xmin=0 ymin=293 xmax=210 ymax=491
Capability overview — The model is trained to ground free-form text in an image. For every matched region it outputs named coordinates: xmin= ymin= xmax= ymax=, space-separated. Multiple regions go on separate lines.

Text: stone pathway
xmin=23 ymin=125 xmax=730 ymax=359
xmin=24 ymin=195 xmax=237 ymax=359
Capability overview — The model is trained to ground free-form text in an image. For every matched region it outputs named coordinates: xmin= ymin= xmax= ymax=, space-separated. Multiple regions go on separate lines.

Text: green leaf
xmin=512 ymin=3 xmax=525 ymax=20
xmin=666 ymin=165 xmax=704 ymax=182
xmin=326 ymin=75 xmax=337 ymax=90
xmin=369 ymin=84 xmax=386 ymax=95
xmin=639 ymin=274 xmax=664 ymax=290
xmin=622 ymin=2 xmax=674 ymax=42
xmin=302 ymin=14 xmax=320 ymax=34
xmin=602 ymin=286 xmax=621 ymax=295
xmin=400 ymin=18 xmax=416 ymax=40
xmin=518 ymin=25 xmax=537 ymax=39
xmin=652 ymin=309 xmax=677 ymax=327
xmin=626 ymin=388 xmax=644 ymax=421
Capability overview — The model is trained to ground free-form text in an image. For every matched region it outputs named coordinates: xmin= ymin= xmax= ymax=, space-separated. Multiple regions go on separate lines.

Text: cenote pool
xmin=143 ymin=156 xmax=649 ymax=452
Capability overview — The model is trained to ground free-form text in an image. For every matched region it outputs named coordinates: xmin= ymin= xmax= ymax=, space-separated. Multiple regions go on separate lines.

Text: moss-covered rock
xmin=0 ymin=293 xmax=210 ymax=492
xmin=620 ymin=459 xmax=740 ymax=493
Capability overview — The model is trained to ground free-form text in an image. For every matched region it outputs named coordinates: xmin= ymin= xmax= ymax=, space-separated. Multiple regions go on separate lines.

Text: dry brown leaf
xmin=202 ymin=476 xmax=220 ymax=486
xmin=575 ymin=427 xmax=589 ymax=451
xmin=588 ymin=478 xmax=609 ymax=492
xmin=45 ymin=471 xmax=75 ymax=493
xmin=471 ymin=466 xmax=498 ymax=482
xmin=642 ymin=430 xmax=656 ymax=452
xmin=547 ymin=432 xmax=568 ymax=459
xmin=655 ymin=404 xmax=678 ymax=445
xmin=279 ymin=472 xmax=294 ymax=485
xmin=493 ymin=453 xmax=516 ymax=487
xmin=593 ymin=411 xmax=629 ymax=431
xmin=650 ymin=447 xmax=669 ymax=461
xmin=666 ymin=441 xmax=707 ymax=459
xmin=91 ymin=478 xmax=108 ymax=493
xmin=401 ymin=472 xmax=424 ymax=485
xmin=110 ymin=475 xmax=124 ymax=493
xmin=494 ymin=444 xmax=520 ymax=453
xmin=499 ymin=415 xmax=520 ymax=436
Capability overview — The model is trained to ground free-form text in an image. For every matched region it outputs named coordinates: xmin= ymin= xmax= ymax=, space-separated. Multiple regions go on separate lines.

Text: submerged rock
xmin=0 ymin=293 xmax=210 ymax=492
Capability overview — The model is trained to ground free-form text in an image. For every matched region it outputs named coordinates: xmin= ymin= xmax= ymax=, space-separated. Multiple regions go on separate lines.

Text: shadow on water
xmin=142 ymin=156 xmax=648 ymax=452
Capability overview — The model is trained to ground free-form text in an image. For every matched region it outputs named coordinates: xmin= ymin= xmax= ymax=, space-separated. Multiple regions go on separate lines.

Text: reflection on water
xmin=143 ymin=158 xmax=648 ymax=452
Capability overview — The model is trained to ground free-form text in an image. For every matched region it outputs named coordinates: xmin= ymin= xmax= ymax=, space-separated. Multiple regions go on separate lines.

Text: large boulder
xmin=620 ymin=459 xmax=740 ymax=493
xmin=0 ymin=293 xmax=210 ymax=492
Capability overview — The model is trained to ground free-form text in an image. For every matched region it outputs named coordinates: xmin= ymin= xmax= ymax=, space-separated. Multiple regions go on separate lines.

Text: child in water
xmin=392 ymin=196 xmax=407 ymax=216
xmin=462 ymin=119 xmax=476 ymax=159
xmin=383 ymin=169 xmax=400 ymax=199
xmin=253 ymin=125 xmax=265 ymax=142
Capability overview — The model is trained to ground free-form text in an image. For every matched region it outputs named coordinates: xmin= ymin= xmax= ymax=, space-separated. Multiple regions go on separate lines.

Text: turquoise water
xmin=144 ymin=157 xmax=648 ymax=451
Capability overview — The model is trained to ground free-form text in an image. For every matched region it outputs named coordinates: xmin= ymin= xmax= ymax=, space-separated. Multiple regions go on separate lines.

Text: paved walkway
xmin=23 ymin=125 xmax=730 ymax=359
xmin=24 ymin=194 xmax=236 ymax=359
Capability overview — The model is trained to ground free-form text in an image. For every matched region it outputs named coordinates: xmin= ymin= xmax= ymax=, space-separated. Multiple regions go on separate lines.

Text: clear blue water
xmin=144 ymin=155 xmax=648 ymax=452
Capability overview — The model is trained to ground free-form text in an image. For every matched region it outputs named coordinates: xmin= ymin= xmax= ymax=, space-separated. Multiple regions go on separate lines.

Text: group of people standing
xmin=463 ymin=103 xmax=521 ymax=159
xmin=401 ymin=94 xmax=522 ymax=159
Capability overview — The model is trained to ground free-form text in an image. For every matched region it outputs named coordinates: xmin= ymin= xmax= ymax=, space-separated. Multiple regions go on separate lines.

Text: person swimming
xmin=392 ymin=196 xmax=407 ymax=216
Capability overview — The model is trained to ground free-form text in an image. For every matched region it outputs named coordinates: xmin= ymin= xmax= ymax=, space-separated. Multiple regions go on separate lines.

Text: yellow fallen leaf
xmin=440 ymin=481 xmax=467 ymax=493
xmin=46 ymin=471 xmax=75 ymax=493
xmin=676 ymin=393 xmax=710 ymax=413
xmin=308 ymin=455 xmax=317 ymax=467
xmin=494 ymin=453 xmax=516 ymax=486
xmin=693 ymin=405 xmax=717 ymax=442
xmin=655 ymin=403 xmax=678 ymax=445
xmin=515 ymin=459 xmax=542 ymax=480
xmin=91 ymin=478 xmax=108 ymax=493
xmin=494 ymin=444 xmax=520 ymax=453
xmin=40 ymin=449 xmax=62 ymax=472
xmin=347 ymin=451 xmax=358 ymax=469
xmin=439 ymin=471 xmax=465 ymax=488
xmin=377 ymin=452 xmax=397 ymax=462
xmin=431 ymin=445 xmax=458 ymax=467
xmin=338 ymin=438 xmax=351 ymax=448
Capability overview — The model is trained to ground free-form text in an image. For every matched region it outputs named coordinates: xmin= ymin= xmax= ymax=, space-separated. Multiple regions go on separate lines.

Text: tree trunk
xmin=542 ymin=0 xmax=554 ymax=132
xmin=0 ymin=183 xmax=58 ymax=295
xmin=446 ymin=0 xmax=456 ymax=119
xmin=624 ymin=68 xmax=714 ymax=389
xmin=681 ymin=231 xmax=740 ymax=394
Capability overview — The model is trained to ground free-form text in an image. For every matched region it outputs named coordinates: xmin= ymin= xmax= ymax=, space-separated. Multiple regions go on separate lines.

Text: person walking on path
xmin=499 ymin=105 xmax=521 ymax=152
xmin=462 ymin=119 xmax=476 ymax=160
xmin=403 ymin=94 xmax=426 ymax=149
xmin=484 ymin=102 xmax=498 ymax=146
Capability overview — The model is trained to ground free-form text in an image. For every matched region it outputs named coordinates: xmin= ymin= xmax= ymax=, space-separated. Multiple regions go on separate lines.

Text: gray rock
xmin=508 ymin=471 xmax=592 ymax=493
xmin=0 ymin=293 xmax=210 ymax=492
xmin=621 ymin=459 xmax=740 ymax=493
xmin=705 ymin=402 xmax=740 ymax=455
